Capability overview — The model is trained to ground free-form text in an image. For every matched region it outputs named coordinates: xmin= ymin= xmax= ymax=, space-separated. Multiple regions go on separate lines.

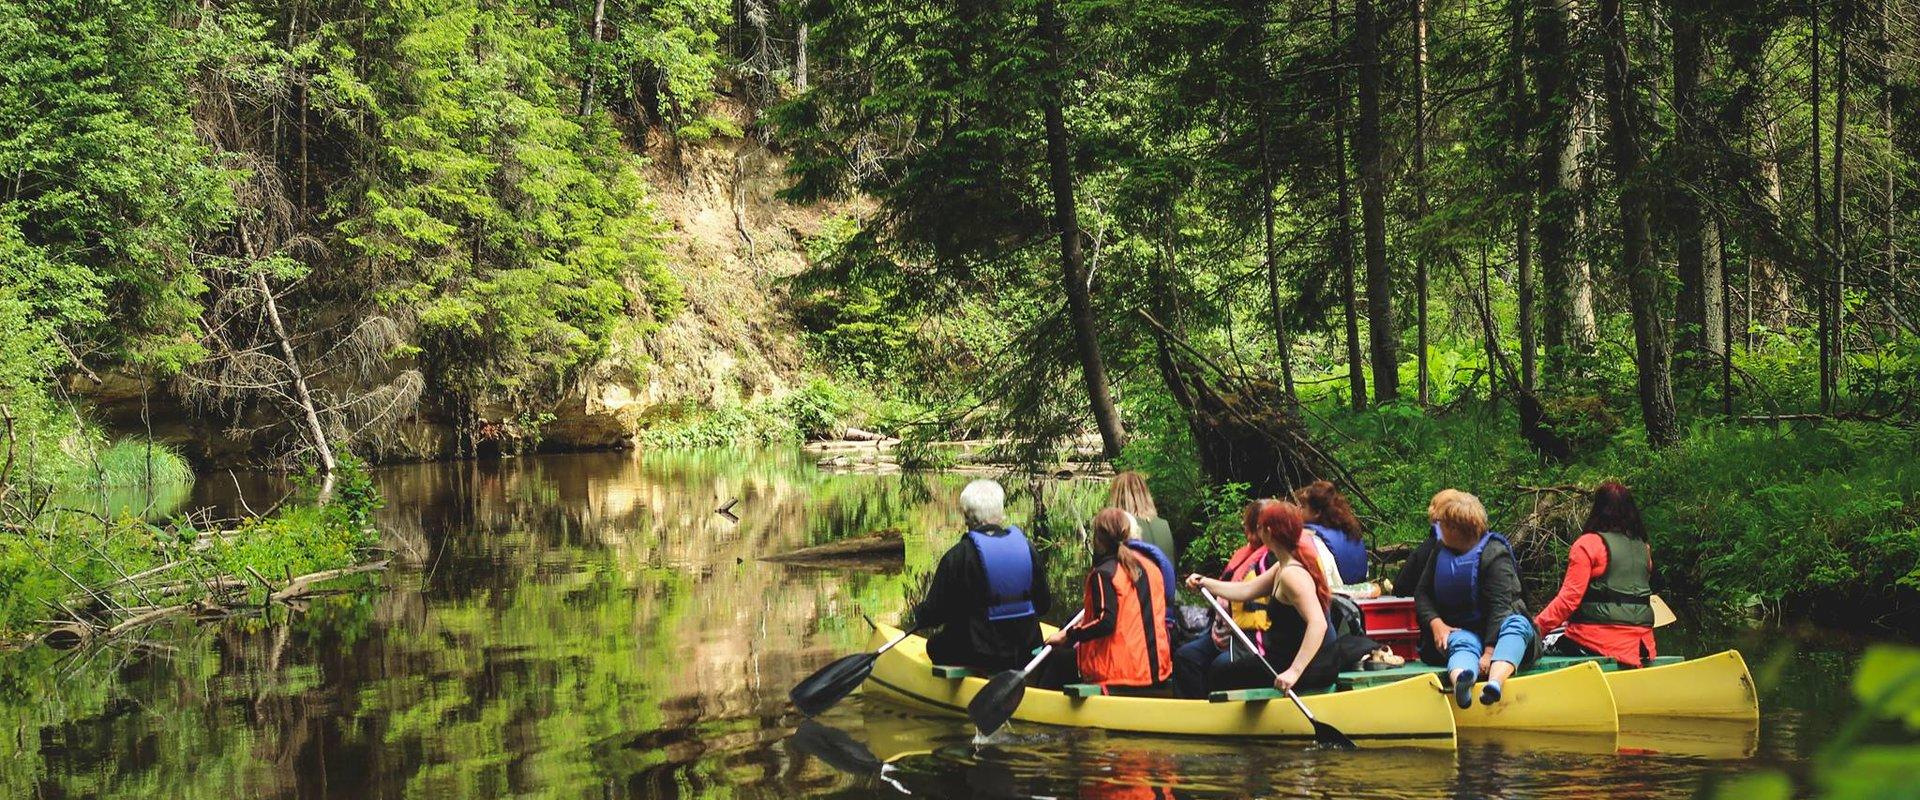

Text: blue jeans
xmin=1447 ymin=614 xmax=1535 ymax=679
xmin=1173 ymin=635 xmax=1241 ymax=698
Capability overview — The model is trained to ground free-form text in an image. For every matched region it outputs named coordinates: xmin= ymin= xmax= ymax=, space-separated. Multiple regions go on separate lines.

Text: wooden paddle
xmin=1651 ymin=594 xmax=1677 ymax=628
xmin=1200 ymin=588 xmax=1357 ymax=750
xmin=790 ymin=624 xmax=923 ymax=717
xmin=966 ymin=610 xmax=1086 ymax=737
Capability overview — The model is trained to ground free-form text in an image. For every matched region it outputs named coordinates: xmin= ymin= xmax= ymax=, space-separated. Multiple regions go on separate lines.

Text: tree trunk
xmin=1333 ymin=0 xmax=1367 ymax=410
xmin=1600 ymin=0 xmax=1679 ymax=446
xmin=1510 ymin=0 xmax=1536 ymax=392
xmin=1813 ymin=1 xmax=1831 ymax=410
xmin=580 ymin=0 xmax=607 ymax=116
xmin=1672 ymin=9 xmax=1725 ymax=369
xmin=1039 ymin=0 xmax=1125 ymax=458
xmin=1260 ymin=47 xmax=1298 ymax=400
xmin=1884 ymin=0 xmax=1897 ymax=283
xmin=1533 ymin=0 xmax=1586 ymax=382
xmin=796 ymin=23 xmax=809 ymax=91
xmin=1757 ymin=127 xmax=1794 ymax=330
xmin=1355 ymin=0 xmax=1398 ymax=403
xmin=256 ymin=272 xmax=337 ymax=500
xmin=1414 ymin=0 xmax=1432 ymax=403
xmin=1833 ymin=3 xmax=1848 ymax=404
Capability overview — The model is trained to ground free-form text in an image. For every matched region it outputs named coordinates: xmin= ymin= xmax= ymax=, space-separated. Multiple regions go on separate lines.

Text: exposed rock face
xmin=79 ymin=124 xmax=839 ymax=466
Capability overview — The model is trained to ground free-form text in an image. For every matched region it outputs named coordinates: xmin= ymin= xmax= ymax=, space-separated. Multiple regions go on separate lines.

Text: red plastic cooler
xmin=1356 ymin=596 xmax=1420 ymax=660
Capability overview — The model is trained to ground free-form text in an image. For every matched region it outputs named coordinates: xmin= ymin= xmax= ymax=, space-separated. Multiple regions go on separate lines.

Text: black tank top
xmin=1262 ymin=564 xmax=1335 ymax=663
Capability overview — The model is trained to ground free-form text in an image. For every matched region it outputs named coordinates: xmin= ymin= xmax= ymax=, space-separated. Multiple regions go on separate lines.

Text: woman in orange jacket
xmin=1044 ymin=508 xmax=1175 ymax=689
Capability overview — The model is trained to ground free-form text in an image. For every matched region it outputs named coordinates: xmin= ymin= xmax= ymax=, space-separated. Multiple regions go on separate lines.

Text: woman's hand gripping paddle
xmin=790 ymin=624 xmax=923 ymax=717
xmin=1199 ymin=588 xmax=1357 ymax=750
xmin=966 ymin=610 xmax=1086 ymax=737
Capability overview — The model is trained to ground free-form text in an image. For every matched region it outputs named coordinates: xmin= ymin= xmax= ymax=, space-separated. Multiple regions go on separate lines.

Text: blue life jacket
xmin=1306 ymin=522 xmax=1367 ymax=584
xmin=966 ymin=526 xmax=1037 ymax=621
xmin=1430 ymin=531 xmax=1510 ymax=629
xmin=1124 ymin=540 xmax=1179 ymax=628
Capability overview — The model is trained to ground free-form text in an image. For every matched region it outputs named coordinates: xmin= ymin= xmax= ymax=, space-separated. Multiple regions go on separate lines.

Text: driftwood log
xmin=762 ymin=531 xmax=904 ymax=569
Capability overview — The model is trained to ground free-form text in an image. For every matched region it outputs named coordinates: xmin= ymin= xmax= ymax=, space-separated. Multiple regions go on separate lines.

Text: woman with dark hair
xmin=1294 ymin=480 xmax=1368 ymax=585
xmin=1170 ymin=500 xmax=1274 ymax=697
xmin=1533 ymin=482 xmax=1658 ymax=667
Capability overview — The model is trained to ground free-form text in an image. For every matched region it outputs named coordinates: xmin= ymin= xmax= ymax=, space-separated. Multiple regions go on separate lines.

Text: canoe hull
xmin=862 ymin=624 xmax=1457 ymax=746
xmin=1451 ymin=660 xmax=1619 ymax=733
xmin=1606 ymin=649 xmax=1759 ymax=720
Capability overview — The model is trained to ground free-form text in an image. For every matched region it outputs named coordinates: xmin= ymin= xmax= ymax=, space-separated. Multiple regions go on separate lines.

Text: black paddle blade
xmin=790 ymin=652 xmax=877 ymax=716
xmin=966 ymin=670 xmax=1028 ymax=736
xmin=1311 ymin=719 xmax=1358 ymax=750
xmin=791 ymin=720 xmax=883 ymax=775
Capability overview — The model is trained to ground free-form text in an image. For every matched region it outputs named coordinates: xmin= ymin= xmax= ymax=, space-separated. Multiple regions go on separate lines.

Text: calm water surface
xmin=0 ymin=450 xmax=1888 ymax=797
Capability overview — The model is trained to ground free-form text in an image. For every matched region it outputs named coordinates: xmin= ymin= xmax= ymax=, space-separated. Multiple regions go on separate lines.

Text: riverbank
xmin=0 ymin=459 xmax=387 ymax=646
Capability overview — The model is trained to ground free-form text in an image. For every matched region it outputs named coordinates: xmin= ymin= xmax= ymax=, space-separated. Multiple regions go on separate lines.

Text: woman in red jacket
xmin=1533 ymin=482 xmax=1658 ymax=667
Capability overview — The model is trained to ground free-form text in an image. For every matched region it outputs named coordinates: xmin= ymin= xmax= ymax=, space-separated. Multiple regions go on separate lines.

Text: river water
xmin=0 ymin=450 xmax=1892 ymax=797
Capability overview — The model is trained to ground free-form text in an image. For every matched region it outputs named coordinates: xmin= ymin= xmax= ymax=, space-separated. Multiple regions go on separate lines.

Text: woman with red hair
xmin=1533 ymin=482 xmax=1658 ymax=666
xmin=1184 ymin=502 xmax=1346 ymax=693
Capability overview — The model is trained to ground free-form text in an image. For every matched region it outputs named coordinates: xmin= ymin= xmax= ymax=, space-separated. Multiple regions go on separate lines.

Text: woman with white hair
xmin=910 ymin=479 xmax=1053 ymax=670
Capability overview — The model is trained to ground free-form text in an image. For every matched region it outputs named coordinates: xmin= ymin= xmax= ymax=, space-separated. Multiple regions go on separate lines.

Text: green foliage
xmin=0 ymin=0 xmax=231 ymax=371
xmin=773 ymin=377 xmax=850 ymax=440
xmin=351 ymin=0 xmax=679 ymax=416
xmin=1718 ymin=645 xmax=1920 ymax=800
xmin=0 ymin=456 xmax=380 ymax=637
xmin=58 ymin=439 xmax=195 ymax=489
xmin=1179 ymin=481 xmax=1252 ymax=576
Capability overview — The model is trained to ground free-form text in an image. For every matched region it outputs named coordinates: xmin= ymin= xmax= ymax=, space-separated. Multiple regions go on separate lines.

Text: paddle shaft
xmin=1199 ymin=587 xmax=1323 ymax=724
xmin=874 ymin=624 xmax=922 ymax=657
xmin=1019 ymin=609 xmax=1087 ymax=674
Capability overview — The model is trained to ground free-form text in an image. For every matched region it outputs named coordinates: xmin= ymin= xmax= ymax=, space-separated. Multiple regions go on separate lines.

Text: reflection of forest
xmin=2 ymin=450 xmax=1104 ymax=798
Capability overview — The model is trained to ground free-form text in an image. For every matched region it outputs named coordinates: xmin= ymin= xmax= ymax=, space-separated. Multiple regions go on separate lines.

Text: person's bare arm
xmin=1187 ymin=567 xmax=1278 ymax=603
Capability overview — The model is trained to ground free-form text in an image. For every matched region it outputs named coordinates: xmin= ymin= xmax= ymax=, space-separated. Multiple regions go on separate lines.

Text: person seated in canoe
xmin=1415 ymin=489 xmax=1539 ymax=708
xmin=910 ymin=479 xmax=1053 ymax=672
xmin=1533 ymin=482 xmax=1658 ymax=667
xmin=1039 ymin=508 xmax=1174 ymax=691
xmin=1184 ymin=501 xmax=1347 ymax=694
xmin=1108 ymin=472 xmax=1183 ymax=642
xmin=1294 ymin=480 xmax=1371 ymax=593
xmin=1110 ymin=471 xmax=1178 ymax=565
xmin=1171 ymin=499 xmax=1276 ymax=698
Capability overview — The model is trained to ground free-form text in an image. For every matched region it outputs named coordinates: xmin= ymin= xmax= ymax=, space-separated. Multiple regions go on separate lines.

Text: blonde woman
xmin=1414 ymin=490 xmax=1538 ymax=708
xmin=1108 ymin=471 xmax=1176 ymax=564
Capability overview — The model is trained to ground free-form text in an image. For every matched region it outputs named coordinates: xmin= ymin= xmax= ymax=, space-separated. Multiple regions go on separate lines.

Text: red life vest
xmin=1075 ymin=553 xmax=1173 ymax=687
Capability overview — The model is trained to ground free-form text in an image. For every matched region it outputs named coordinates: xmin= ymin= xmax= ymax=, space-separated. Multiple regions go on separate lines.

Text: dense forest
xmin=2 ymin=0 xmax=1918 ymax=625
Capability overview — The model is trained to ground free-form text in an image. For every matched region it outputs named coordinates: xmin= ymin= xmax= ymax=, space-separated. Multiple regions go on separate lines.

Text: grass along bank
xmin=1 ymin=456 xmax=386 ymax=644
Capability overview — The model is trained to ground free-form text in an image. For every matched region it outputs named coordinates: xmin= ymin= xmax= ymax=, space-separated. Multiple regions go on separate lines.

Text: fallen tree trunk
xmin=763 ymin=531 xmax=904 ymax=568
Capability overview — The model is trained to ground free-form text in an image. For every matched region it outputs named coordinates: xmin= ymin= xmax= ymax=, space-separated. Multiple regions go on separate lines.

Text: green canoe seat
xmin=1338 ymin=653 xmax=1689 ymax=688
xmin=1337 ymin=663 xmax=1445 ymax=689
xmin=930 ymin=665 xmax=976 ymax=679
xmin=1528 ymin=655 xmax=1613 ymax=672
xmin=1207 ymin=684 xmax=1337 ymax=703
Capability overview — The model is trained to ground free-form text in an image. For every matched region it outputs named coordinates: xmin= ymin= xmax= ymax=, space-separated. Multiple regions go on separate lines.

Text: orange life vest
xmin=1228 ymin=546 xmax=1274 ymax=633
xmin=1075 ymin=552 xmax=1173 ymax=687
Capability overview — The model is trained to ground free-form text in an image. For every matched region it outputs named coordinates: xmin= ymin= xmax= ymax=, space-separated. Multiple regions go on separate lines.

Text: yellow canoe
xmin=861 ymin=624 xmax=1458 ymax=747
xmin=1606 ymin=649 xmax=1759 ymax=720
xmin=1451 ymin=660 xmax=1619 ymax=733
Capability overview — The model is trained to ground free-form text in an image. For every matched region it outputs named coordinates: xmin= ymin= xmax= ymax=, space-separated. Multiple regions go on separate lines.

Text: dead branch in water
xmin=33 ymin=560 xmax=390 ymax=650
